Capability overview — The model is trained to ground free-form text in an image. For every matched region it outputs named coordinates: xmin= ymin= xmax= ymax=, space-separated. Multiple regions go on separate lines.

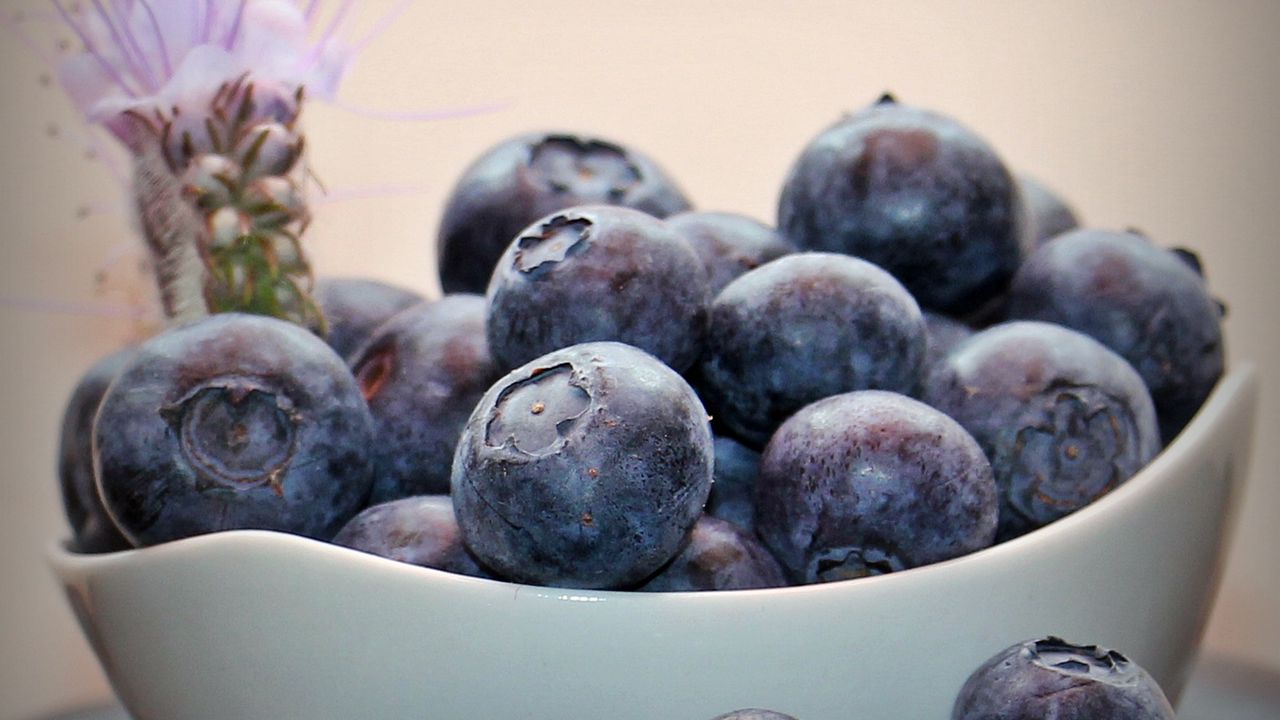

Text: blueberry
xmin=1019 ymin=175 xmax=1080 ymax=246
xmin=452 ymin=342 xmax=713 ymax=589
xmin=437 ymin=132 xmax=692 ymax=294
xmin=93 ymin=314 xmax=375 ymax=546
xmin=332 ymin=495 xmax=492 ymax=579
xmin=710 ymin=710 xmax=799 ymax=720
xmin=638 ymin=515 xmax=787 ymax=591
xmin=755 ymin=390 xmax=997 ymax=584
xmin=313 ymin=277 xmax=426 ymax=360
xmin=666 ymin=211 xmax=796 ymax=295
xmin=1006 ymin=228 xmax=1225 ymax=443
xmin=350 ymin=294 xmax=500 ymax=502
xmin=485 ymin=206 xmax=710 ymax=373
xmin=705 ymin=436 xmax=762 ymax=533
xmin=924 ymin=321 xmax=1161 ymax=540
xmin=58 ymin=347 xmax=135 ymax=553
xmin=952 ymin=636 xmax=1175 ymax=720
xmin=777 ymin=93 xmax=1024 ymax=315
xmin=697 ymin=252 xmax=926 ymax=448
xmin=918 ymin=310 xmax=974 ymax=395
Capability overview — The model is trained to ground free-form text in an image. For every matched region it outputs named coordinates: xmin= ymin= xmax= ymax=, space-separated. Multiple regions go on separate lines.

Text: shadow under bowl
xmin=49 ymin=366 xmax=1260 ymax=720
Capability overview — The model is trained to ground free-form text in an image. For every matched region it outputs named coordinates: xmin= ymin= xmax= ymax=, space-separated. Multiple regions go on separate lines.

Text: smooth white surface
xmin=48 ymin=367 xmax=1258 ymax=720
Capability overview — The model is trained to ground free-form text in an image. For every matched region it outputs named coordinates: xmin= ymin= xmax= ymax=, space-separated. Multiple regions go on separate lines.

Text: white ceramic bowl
xmin=50 ymin=366 xmax=1258 ymax=720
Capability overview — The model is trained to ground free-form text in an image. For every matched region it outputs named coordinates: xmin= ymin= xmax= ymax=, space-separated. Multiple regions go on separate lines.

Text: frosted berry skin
xmin=350 ymin=294 xmax=500 ymax=502
xmin=697 ymin=252 xmax=926 ymax=448
xmin=1006 ymin=228 xmax=1225 ymax=443
xmin=59 ymin=347 xmax=135 ymax=553
xmin=952 ymin=637 xmax=1176 ymax=720
xmin=755 ymin=391 xmax=998 ymax=585
xmin=1018 ymin=175 xmax=1080 ymax=246
xmin=313 ymin=277 xmax=425 ymax=360
xmin=452 ymin=342 xmax=714 ymax=589
xmin=705 ymin=436 xmax=763 ymax=533
xmin=485 ymin=205 xmax=711 ymax=373
xmin=918 ymin=310 xmax=975 ymax=396
xmin=638 ymin=515 xmax=787 ymax=592
xmin=93 ymin=314 xmax=376 ymax=546
xmin=332 ymin=496 xmax=491 ymax=579
xmin=666 ymin=211 xmax=796 ymax=295
xmin=437 ymin=132 xmax=692 ymax=294
xmin=924 ymin=321 xmax=1161 ymax=541
xmin=777 ymin=95 xmax=1025 ymax=315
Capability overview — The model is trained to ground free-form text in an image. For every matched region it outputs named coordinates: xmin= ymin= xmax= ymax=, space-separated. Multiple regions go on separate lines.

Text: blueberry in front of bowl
xmin=755 ymin=390 xmax=998 ymax=584
xmin=437 ymin=131 xmax=692 ymax=294
xmin=638 ymin=515 xmax=787 ymax=591
xmin=332 ymin=495 xmax=492 ymax=578
xmin=666 ymin=211 xmax=796 ymax=295
xmin=93 ymin=313 xmax=376 ymax=546
xmin=710 ymin=710 xmax=799 ymax=720
xmin=952 ymin=636 xmax=1175 ymax=719
xmin=485 ymin=205 xmax=711 ymax=373
xmin=59 ymin=347 xmax=136 ymax=553
xmin=313 ymin=276 xmax=426 ymax=361
xmin=705 ymin=435 xmax=763 ymax=533
xmin=1006 ymin=228 xmax=1224 ymax=444
xmin=924 ymin=321 xmax=1161 ymax=541
xmin=452 ymin=341 xmax=713 ymax=589
xmin=350 ymin=294 xmax=501 ymax=503
xmin=697 ymin=251 xmax=926 ymax=448
xmin=777 ymin=93 xmax=1025 ymax=316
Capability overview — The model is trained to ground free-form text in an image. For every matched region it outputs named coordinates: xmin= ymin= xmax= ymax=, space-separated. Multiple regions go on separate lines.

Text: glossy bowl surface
xmin=50 ymin=366 xmax=1258 ymax=720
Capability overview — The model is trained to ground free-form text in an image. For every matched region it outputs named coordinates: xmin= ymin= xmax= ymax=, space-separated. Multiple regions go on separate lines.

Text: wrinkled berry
xmin=437 ymin=132 xmax=691 ymax=294
xmin=697 ymin=252 xmax=926 ymax=447
xmin=756 ymin=390 xmax=997 ymax=584
xmin=94 ymin=314 xmax=375 ymax=546
xmin=485 ymin=206 xmax=710 ymax=373
xmin=925 ymin=321 xmax=1161 ymax=540
xmin=777 ymin=94 xmax=1024 ymax=315
xmin=952 ymin=636 xmax=1175 ymax=720
xmin=332 ymin=495 xmax=491 ymax=579
xmin=452 ymin=342 xmax=713 ymax=589
xmin=350 ymin=294 xmax=500 ymax=502
xmin=1006 ymin=228 xmax=1224 ymax=443
xmin=639 ymin=515 xmax=787 ymax=591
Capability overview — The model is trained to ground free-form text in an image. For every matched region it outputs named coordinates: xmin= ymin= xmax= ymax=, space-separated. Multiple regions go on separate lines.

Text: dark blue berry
xmin=924 ymin=321 xmax=1161 ymax=540
xmin=705 ymin=436 xmax=762 ymax=533
xmin=952 ymin=637 xmax=1175 ymax=720
xmin=1019 ymin=175 xmax=1080 ymax=246
xmin=93 ymin=314 xmax=375 ymax=546
xmin=485 ymin=206 xmax=710 ymax=373
xmin=638 ymin=515 xmax=787 ymax=591
xmin=918 ymin=310 xmax=974 ymax=395
xmin=697 ymin=252 xmax=926 ymax=447
xmin=350 ymin=294 xmax=500 ymax=502
xmin=437 ymin=132 xmax=691 ymax=294
xmin=1006 ymin=228 xmax=1225 ymax=443
xmin=59 ymin=347 xmax=135 ymax=553
xmin=777 ymin=94 xmax=1024 ymax=315
xmin=666 ymin=211 xmax=795 ymax=295
xmin=756 ymin=390 xmax=997 ymax=584
xmin=313 ymin=276 xmax=426 ymax=360
xmin=332 ymin=495 xmax=492 ymax=579
xmin=452 ymin=342 xmax=713 ymax=589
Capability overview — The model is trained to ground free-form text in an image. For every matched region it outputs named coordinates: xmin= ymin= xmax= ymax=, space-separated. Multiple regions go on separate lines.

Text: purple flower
xmin=53 ymin=1 xmax=355 ymax=148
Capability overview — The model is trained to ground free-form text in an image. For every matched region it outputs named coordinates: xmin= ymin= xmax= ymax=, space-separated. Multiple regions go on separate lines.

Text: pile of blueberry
xmin=62 ymin=94 xmax=1224 ymax=600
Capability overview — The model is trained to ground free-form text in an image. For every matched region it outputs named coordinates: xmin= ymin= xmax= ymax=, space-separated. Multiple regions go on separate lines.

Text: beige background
xmin=2 ymin=1 xmax=1278 ymax=717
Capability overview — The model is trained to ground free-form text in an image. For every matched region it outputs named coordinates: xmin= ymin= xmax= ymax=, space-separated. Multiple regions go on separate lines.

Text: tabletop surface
xmin=32 ymin=655 xmax=1280 ymax=720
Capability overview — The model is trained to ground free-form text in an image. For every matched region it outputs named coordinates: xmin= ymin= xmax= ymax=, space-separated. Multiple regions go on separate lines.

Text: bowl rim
xmin=48 ymin=362 xmax=1260 ymax=600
